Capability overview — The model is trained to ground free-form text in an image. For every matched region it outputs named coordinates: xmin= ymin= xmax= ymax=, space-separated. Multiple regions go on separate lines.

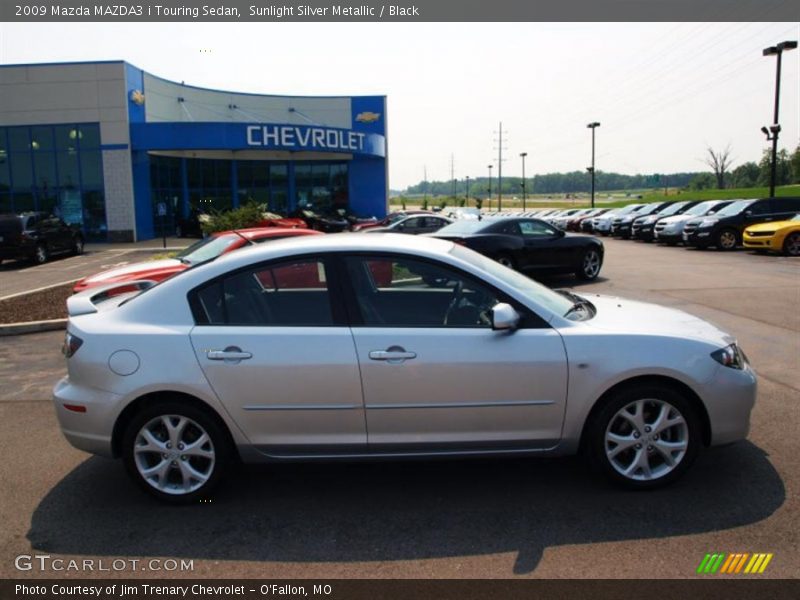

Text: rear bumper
xmin=52 ymin=377 xmax=122 ymax=457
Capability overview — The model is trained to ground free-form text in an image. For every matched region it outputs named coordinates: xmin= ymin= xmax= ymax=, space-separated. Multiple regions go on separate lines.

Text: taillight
xmin=62 ymin=332 xmax=83 ymax=358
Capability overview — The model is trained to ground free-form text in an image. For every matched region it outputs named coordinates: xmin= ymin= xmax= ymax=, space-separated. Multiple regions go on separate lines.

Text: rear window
xmin=715 ymin=199 xmax=755 ymax=217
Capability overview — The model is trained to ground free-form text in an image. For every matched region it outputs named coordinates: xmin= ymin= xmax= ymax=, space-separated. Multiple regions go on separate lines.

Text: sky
xmin=1 ymin=22 xmax=798 ymax=189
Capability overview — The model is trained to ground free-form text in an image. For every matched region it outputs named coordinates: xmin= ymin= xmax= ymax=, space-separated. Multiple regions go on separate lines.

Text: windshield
xmin=792 ymin=214 xmax=800 ymax=222
xmin=714 ymin=199 xmax=755 ymax=217
xmin=449 ymin=244 xmax=573 ymax=318
xmin=616 ymin=204 xmax=642 ymax=215
xmin=436 ymin=220 xmax=488 ymax=235
xmin=655 ymin=202 xmax=687 ymax=216
xmin=386 ymin=213 xmax=410 ymax=224
xmin=684 ymin=201 xmax=717 ymax=216
xmin=176 ymin=234 xmax=239 ymax=264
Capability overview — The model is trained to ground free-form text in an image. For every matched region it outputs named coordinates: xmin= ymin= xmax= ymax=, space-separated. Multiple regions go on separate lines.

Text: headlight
xmin=711 ymin=343 xmax=747 ymax=370
xmin=644 ymin=217 xmax=656 ymax=224
xmin=699 ymin=218 xmax=718 ymax=227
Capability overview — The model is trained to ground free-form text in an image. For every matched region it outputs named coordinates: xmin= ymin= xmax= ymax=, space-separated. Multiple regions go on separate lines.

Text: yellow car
xmin=743 ymin=213 xmax=800 ymax=256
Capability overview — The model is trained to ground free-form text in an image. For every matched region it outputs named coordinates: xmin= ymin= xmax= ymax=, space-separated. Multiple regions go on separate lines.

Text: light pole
xmin=587 ymin=122 xmax=600 ymax=208
xmin=519 ymin=152 xmax=528 ymax=211
xmin=762 ymin=40 xmax=797 ymax=197
xmin=465 ymin=176 xmax=470 ymax=203
xmin=487 ymin=165 xmax=493 ymax=207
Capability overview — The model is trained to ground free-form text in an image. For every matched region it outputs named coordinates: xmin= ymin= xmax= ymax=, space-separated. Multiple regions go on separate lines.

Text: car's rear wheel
xmin=496 ymin=253 xmax=516 ymax=270
xmin=716 ymin=228 xmax=739 ymax=251
xmin=576 ymin=248 xmax=602 ymax=280
xmin=783 ymin=232 xmax=800 ymax=257
xmin=586 ymin=384 xmax=701 ymax=489
xmin=33 ymin=244 xmax=48 ymax=264
xmin=122 ymin=402 xmax=230 ymax=503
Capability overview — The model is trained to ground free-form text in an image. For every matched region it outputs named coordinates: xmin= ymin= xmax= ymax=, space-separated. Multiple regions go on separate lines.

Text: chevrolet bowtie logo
xmin=697 ymin=552 xmax=774 ymax=574
xmin=355 ymin=111 xmax=381 ymax=123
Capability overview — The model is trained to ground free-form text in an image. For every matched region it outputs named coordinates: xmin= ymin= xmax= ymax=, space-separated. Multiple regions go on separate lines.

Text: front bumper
xmin=683 ymin=228 xmax=714 ymax=247
xmin=612 ymin=223 xmax=632 ymax=237
xmin=655 ymin=230 xmax=684 ymax=243
xmin=52 ymin=377 xmax=123 ymax=457
xmin=701 ymin=363 xmax=757 ymax=446
xmin=743 ymin=233 xmax=781 ymax=251
xmin=631 ymin=224 xmax=654 ymax=240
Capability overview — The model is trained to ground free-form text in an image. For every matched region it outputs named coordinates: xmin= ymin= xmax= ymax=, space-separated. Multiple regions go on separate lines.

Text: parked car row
xmin=589 ymin=196 xmax=800 ymax=255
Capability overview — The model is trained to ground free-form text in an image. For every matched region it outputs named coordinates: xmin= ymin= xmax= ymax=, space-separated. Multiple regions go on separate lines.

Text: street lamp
xmin=520 ymin=152 xmax=528 ymax=211
xmin=762 ymin=40 xmax=797 ymax=197
xmin=487 ymin=165 xmax=493 ymax=205
xmin=587 ymin=122 xmax=600 ymax=209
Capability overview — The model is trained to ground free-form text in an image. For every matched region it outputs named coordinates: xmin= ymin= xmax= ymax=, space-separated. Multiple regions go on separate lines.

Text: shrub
xmin=201 ymin=202 xmax=265 ymax=235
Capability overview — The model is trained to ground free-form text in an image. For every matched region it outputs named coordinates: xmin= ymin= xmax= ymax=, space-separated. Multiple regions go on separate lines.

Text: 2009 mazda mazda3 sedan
xmin=53 ymin=234 xmax=756 ymax=502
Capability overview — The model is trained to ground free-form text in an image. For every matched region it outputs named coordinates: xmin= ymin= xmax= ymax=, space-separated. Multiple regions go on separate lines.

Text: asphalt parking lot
xmin=0 ymin=248 xmax=167 ymax=299
xmin=0 ymin=237 xmax=798 ymax=579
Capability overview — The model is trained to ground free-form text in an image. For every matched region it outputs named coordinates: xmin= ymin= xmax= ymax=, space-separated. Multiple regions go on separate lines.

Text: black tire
xmin=585 ymin=384 xmax=701 ymax=490
xmin=575 ymin=247 xmax=602 ymax=281
xmin=495 ymin=253 xmax=516 ymax=270
xmin=715 ymin=228 xmax=739 ymax=251
xmin=783 ymin=231 xmax=800 ymax=257
xmin=122 ymin=401 xmax=231 ymax=504
xmin=72 ymin=236 xmax=84 ymax=256
xmin=33 ymin=244 xmax=48 ymax=265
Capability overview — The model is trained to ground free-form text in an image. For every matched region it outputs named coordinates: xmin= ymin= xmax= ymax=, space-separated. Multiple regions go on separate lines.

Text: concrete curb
xmin=0 ymin=318 xmax=67 ymax=336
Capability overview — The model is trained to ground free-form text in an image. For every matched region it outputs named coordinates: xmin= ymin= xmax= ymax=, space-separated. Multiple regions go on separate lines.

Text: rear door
xmin=343 ymin=254 xmax=568 ymax=450
xmin=518 ymin=219 xmax=571 ymax=270
xmin=770 ymin=198 xmax=800 ymax=221
xmin=188 ymin=256 xmax=366 ymax=454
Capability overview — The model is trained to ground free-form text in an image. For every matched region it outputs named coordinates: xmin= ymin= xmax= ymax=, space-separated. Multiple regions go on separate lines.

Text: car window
xmin=771 ymin=198 xmax=800 ymax=213
xmin=489 ymin=220 xmax=520 ymax=235
xmin=194 ymin=259 xmax=333 ymax=326
xmin=747 ymin=201 xmax=771 ymax=215
xmin=519 ymin=220 xmax=557 ymax=236
xmin=178 ymin=234 xmax=240 ymax=264
xmin=346 ymin=256 xmax=500 ymax=328
xmin=401 ymin=217 xmax=421 ymax=229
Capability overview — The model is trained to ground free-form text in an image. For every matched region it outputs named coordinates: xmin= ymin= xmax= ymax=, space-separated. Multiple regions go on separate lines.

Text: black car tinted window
xmin=771 ymin=198 xmax=800 ymax=213
xmin=747 ymin=201 xmax=771 ymax=215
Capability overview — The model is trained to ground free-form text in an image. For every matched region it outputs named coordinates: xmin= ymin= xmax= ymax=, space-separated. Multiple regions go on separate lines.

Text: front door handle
xmin=369 ymin=345 xmax=417 ymax=363
xmin=207 ymin=346 xmax=252 ymax=362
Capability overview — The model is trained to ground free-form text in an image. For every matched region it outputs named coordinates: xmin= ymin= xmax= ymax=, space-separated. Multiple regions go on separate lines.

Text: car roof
xmin=213 ymin=227 xmax=319 ymax=240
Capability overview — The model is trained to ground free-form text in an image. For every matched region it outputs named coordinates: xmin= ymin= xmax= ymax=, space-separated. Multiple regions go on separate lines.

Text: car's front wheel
xmin=122 ymin=402 xmax=230 ymax=503
xmin=576 ymin=248 xmax=602 ymax=280
xmin=33 ymin=244 xmax=48 ymax=264
xmin=716 ymin=228 xmax=739 ymax=251
xmin=783 ymin=232 xmax=800 ymax=257
xmin=586 ymin=384 xmax=701 ymax=489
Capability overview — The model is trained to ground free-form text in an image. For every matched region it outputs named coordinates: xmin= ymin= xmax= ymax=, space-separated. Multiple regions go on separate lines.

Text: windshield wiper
xmin=557 ymin=290 xmax=595 ymax=318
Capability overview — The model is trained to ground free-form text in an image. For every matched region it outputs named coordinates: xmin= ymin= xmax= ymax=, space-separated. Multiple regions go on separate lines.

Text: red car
xmin=351 ymin=210 xmax=434 ymax=232
xmin=73 ymin=227 xmax=321 ymax=293
xmin=257 ymin=212 xmax=308 ymax=229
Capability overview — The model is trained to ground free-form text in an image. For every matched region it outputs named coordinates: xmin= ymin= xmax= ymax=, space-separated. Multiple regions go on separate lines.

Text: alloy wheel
xmin=35 ymin=245 xmax=48 ymax=264
xmin=604 ymin=398 xmax=689 ymax=481
xmin=785 ymin=232 xmax=800 ymax=256
xmin=718 ymin=230 xmax=737 ymax=250
xmin=582 ymin=250 xmax=601 ymax=278
xmin=133 ymin=415 xmax=216 ymax=495
xmin=497 ymin=255 xmax=515 ymax=269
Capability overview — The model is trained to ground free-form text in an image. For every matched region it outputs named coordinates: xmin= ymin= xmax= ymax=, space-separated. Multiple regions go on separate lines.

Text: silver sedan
xmin=53 ymin=234 xmax=756 ymax=502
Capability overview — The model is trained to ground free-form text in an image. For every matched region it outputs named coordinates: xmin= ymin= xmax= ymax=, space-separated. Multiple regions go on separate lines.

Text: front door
xmin=343 ymin=254 xmax=568 ymax=450
xmin=189 ymin=257 xmax=366 ymax=454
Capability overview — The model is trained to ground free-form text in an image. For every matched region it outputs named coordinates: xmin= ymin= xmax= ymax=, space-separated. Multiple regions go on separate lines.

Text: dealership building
xmin=0 ymin=61 xmax=388 ymax=241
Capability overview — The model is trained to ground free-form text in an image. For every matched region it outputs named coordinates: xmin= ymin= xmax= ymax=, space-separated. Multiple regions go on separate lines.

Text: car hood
xmin=658 ymin=215 xmax=694 ymax=226
xmin=746 ymin=219 xmax=797 ymax=233
xmin=579 ymin=294 xmax=734 ymax=347
xmin=79 ymin=259 xmax=184 ymax=285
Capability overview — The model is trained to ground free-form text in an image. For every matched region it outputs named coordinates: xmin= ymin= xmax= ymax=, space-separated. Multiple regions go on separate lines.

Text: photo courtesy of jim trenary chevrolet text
xmin=0 ymin=1 xmax=798 ymax=599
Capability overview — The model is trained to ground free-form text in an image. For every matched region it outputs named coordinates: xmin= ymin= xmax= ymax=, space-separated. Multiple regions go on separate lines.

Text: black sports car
xmin=291 ymin=208 xmax=350 ymax=232
xmin=431 ymin=217 xmax=604 ymax=280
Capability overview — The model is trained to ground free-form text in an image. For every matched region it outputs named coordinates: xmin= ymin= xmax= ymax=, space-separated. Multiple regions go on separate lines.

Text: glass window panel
xmin=10 ymin=154 xmax=33 ymax=191
xmin=54 ymin=125 xmax=77 ymax=152
xmin=31 ymin=126 xmax=54 ymax=152
xmin=80 ymin=151 xmax=103 ymax=188
xmin=216 ymin=160 xmax=231 ymax=187
xmin=34 ymin=152 xmax=57 ymax=189
xmin=312 ymin=164 xmax=329 ymax=187
xmin=77 ymin=124 xmax=100 ymax=149
xmin=13 ymin=192 xmax=35 ymax=212
xmin=252 ymin=163 xmax=269 ymax=187
xmin=187 ymin=160 xmax=202 ymax=188
xmin=82 ymin=190 xmax=107 ymax=240
xmin=0 ymin=150 xmax=9 ymax=193
xmin=57 ymin=151 xmax=80 ymax=188
xmin=0 ymin=127 xmax=6 ymax=152
xmin=8 ymin=127 xmax=30 ymax=152
xmin=201 ymin=160 xmax=215 ymax=186
xmin=0 ymin=194 xmax=11 ymax=214
xmin=295 ymin=164 xmax=312 ymax=187
xmin=271 ymin=190 xmax=288 ymax=214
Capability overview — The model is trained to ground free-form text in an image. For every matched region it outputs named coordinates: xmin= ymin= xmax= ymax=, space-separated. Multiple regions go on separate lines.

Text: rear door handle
xmin=369 ymin=346 xmax=417 ymax=362
xmin=207 ymin=346 xmax=252 ymax=362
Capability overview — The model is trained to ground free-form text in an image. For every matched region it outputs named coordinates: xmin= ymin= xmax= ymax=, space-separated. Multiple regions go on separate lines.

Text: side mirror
xmin=555 ymin=229 xmax=566 ymax=237
xmin=744 ymin=210 xmax=752 ymax=217
xmin=491 ymin=303 xmax=520 ymax=331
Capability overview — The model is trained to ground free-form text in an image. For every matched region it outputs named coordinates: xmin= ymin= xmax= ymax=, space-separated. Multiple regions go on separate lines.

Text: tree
xmin=704 ymin=145 xmax=734 ymax=189
xmin=791 ymin=145 xmax=800 ymax=184
xmin=757 ymin=148 xmax=792 ymax=188
xmin=688 ymin=173 xmax=716 ymax=190
xmin=730 ymin=162 xmax=759 ymax=188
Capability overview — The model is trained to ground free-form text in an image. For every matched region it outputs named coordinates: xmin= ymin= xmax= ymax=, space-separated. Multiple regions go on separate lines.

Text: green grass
xmin=639 ymin=185 xmax=800 ymax=205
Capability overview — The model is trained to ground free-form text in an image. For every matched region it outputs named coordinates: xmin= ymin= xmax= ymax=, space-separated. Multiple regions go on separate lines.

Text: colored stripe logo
xmin=697 ymin=553 xmax=773 ymax=574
